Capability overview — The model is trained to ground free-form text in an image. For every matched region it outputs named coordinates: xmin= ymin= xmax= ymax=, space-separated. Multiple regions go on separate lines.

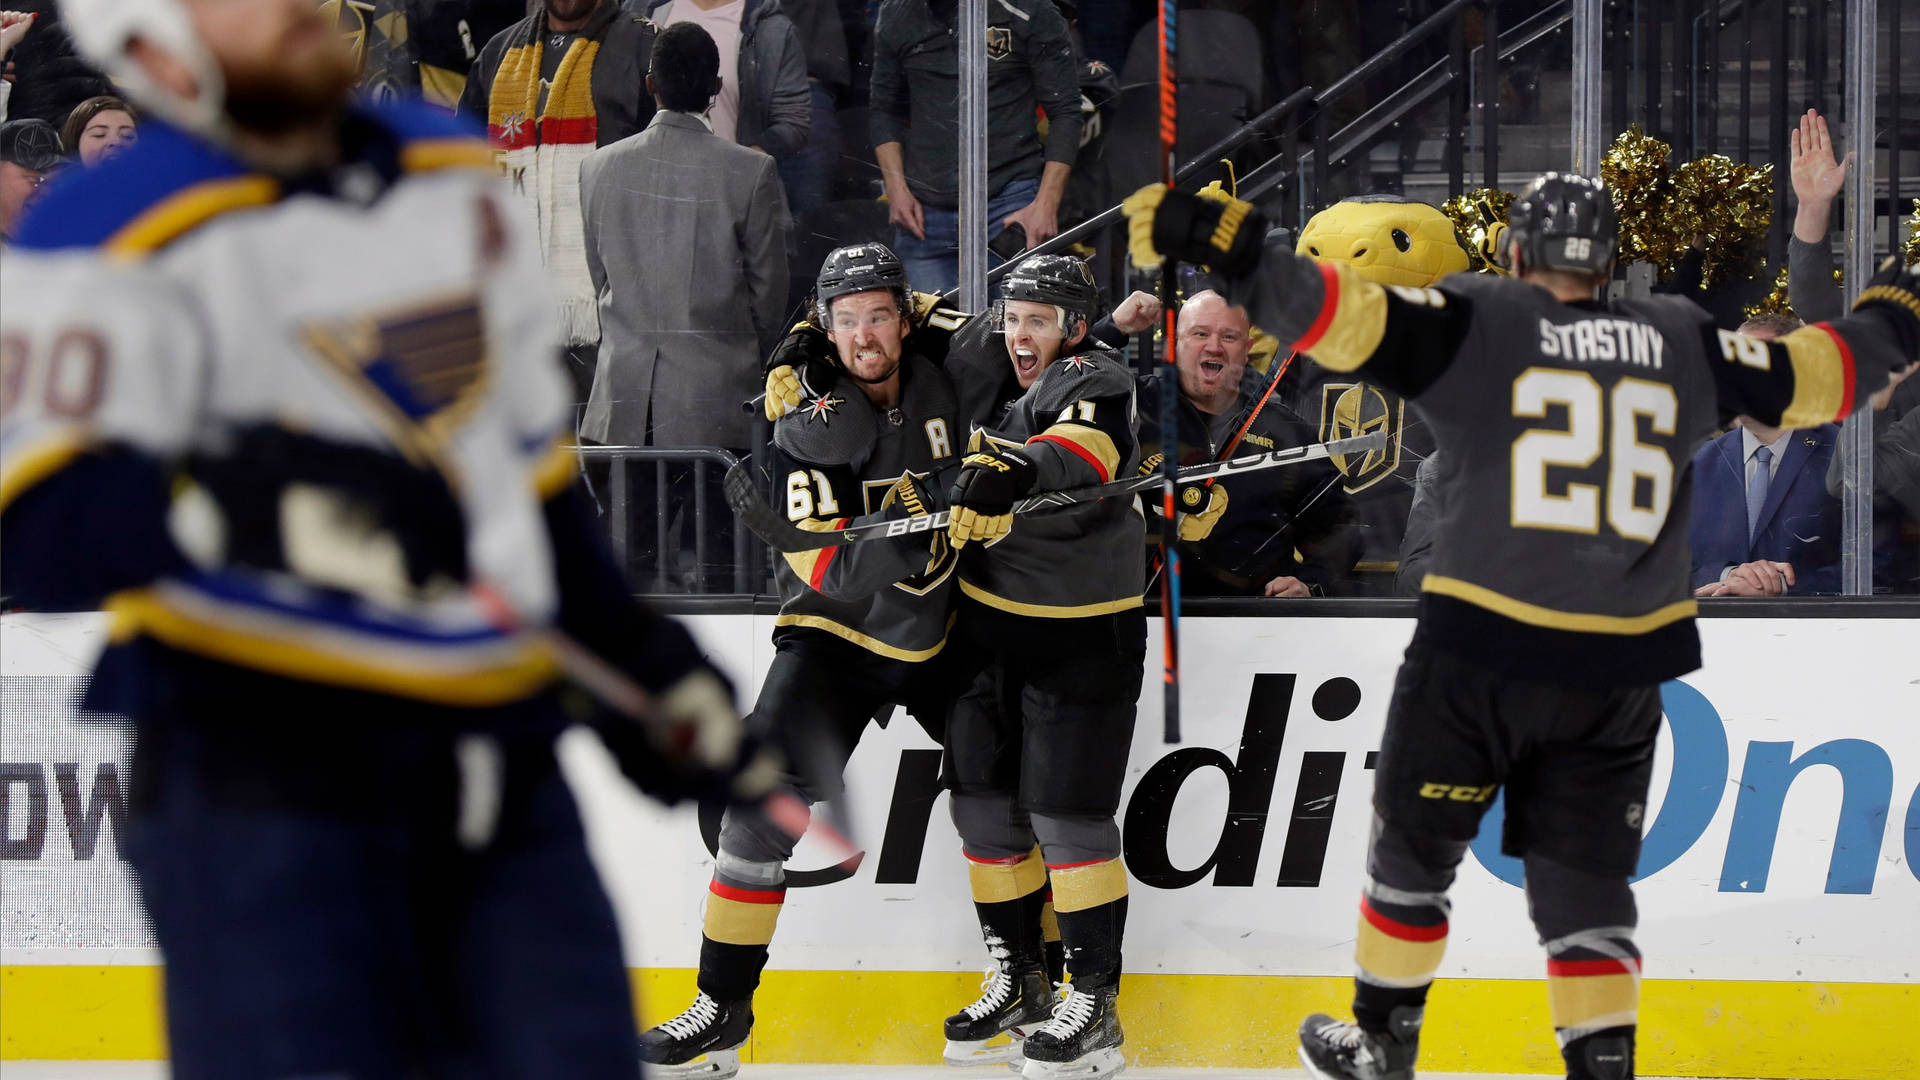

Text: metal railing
xmin=575 ymin=445 xmax=760 ymax=596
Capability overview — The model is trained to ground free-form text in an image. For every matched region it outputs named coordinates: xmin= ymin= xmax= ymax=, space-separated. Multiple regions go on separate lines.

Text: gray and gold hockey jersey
xmin=1223 ymin=240 xmax=1918 ymax=683
xmin=959 ymin=345 xmax=1146 ymax=619
xmin=771 ymin=356 xmax=964 ymax=661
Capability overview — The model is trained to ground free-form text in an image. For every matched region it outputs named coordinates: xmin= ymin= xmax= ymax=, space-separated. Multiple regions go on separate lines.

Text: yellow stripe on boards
xmin=6 ymin=966 xmax=1916 ymax=1076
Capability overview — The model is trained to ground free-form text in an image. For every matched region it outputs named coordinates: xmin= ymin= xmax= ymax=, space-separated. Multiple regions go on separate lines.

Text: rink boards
xmin=2 ymin=610 xmax=1916 ymax=1076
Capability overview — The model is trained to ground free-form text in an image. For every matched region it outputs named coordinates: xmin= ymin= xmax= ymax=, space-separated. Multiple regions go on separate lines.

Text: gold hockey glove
xmin=1177 ymin=482 xmax=1230 ymax=542
xmin=1123 ymin=183 xmax=1267 ymax=277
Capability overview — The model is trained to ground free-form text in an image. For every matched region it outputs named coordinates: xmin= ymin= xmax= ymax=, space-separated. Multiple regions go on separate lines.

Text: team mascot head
xmin=1294 ymin=194 xmax=1472 ymax=288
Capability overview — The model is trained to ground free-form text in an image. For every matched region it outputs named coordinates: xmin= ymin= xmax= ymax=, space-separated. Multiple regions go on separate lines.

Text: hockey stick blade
xmin=727 ymin=430 xmax=1387 ymax=554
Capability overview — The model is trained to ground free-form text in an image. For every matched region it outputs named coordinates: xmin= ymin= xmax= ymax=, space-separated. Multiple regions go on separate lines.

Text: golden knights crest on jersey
xmin=1318 ymin=380 xmax=1404 ymax=493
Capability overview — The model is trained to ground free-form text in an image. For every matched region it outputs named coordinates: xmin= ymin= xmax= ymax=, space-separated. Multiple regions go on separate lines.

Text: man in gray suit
xmin=580 ymin=20 xmax=788 ymax=587
xmin=580 ymin=19 xmax=789 ymax=453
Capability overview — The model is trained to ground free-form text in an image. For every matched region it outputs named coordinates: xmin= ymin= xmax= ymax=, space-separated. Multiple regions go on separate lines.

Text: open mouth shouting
xmin=1012 ymin=345 xmax=1042 ymax=383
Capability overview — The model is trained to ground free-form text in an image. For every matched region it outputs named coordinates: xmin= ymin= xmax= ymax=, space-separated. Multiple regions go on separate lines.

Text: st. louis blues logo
xmin=803 ymin=391 xmax=845 ymax=422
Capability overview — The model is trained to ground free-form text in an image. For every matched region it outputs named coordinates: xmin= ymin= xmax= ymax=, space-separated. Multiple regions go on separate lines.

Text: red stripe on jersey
xmin=1044 ymin=858 xmax=1112 ymax=871
xmin=808 ymin=519 xmax=850 ymax=591
xmin=1359 ymin=895 xmax=1448 ymax=942
xmin=1030 ymin=434 xmax=1110 ymax=482
xmin=1292 ymin=261 xmax=1343 ymax=353
xmin=1815 ymin=322 xmax=1857 ymax=419
xmin=1547 ymin=956 xmax=1642 ymax=978
xmin=709 ymin=880 xmax=786 ymax=905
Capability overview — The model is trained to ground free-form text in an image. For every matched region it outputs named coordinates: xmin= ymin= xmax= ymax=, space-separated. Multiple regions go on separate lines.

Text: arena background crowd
xmin=3 ymin=0 xmax=1915 ymax=599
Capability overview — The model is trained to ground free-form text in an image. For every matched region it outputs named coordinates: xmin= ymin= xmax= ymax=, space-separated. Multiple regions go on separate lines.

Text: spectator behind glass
xmin=60 ymin=93 xmax=133 ymax=166
xmin=459 ymin=0 xmax=661 ymax=403
xmin=0 ymin=10 xmax=37 ymax=124
xmin=1690 ymin=314 xmax=1845 ymax=597
xmin=578 ymin=20 xmax=788 ymax=587
xmin=642 ymin=0 xmax=810 ymax=168
xmin=764 ymin=0 xmax=846 ymax=218
xmin=1793 ymin=108 xmax=1920 ymax=591
xmin=1137 ymin=290 xmax=1355 ymax=598
xmin=0 ymin=1 xmax=108 ymax=128
xmin=870 ymin=0 xmax=1081 ymax=293
xmin=0 ymin=115 xmax=58 ymax=242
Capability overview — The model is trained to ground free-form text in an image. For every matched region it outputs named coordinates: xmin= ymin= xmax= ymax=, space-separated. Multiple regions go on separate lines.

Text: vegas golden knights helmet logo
xmin=986 ymin=27 xmax=1013 ymax=61
xmin=1318 ymin=381 xmax=1403 ymax=493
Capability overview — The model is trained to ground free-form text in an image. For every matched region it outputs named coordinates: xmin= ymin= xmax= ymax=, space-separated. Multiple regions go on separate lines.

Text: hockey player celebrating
xmin=0 ymin=1 xmax=774 ymax=1075
xmin=1124 ymin=174 xmax=1919 ymax=1080
xmin=936 ymin=253 xmax=1146 ymax=1080
xmin=640 ymin=243 xmax=974 ymax=1079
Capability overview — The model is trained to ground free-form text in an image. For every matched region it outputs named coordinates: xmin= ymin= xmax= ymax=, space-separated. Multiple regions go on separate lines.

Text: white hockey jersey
xmin=1 ymin=106 xmax=580 ymax=706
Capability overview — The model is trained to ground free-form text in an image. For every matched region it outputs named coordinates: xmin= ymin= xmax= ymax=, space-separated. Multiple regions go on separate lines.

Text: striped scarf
xmin=487 ymin=4 xmax=617 ymax=346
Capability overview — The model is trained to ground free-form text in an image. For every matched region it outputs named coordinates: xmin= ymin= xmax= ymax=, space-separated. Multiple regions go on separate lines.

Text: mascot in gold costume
xmin=1279 ymin=196 xmax=1473 ymax=593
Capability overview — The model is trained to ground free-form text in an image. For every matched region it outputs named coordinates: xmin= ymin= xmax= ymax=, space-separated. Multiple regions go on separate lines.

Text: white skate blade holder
xmin=1019 ymin=1046 xmax=1124 ymax=1080
xmin=647 ymin=1047 xmax=742 ymax=1080
xmin=944 ymin=1031 xmax=1029 ymax=1067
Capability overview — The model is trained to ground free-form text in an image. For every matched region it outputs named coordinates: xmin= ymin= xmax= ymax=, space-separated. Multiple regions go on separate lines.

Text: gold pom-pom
xmin=1670 ymin=154 xmax=1773 ymax=287
xmin=1602 ymin=126 xmax=1686 ymax=273
xmin=1441 ymin=187 xmax=1517 ymax=273
xmin=1742 ymin=264 xmax=1843 ymax=321
xmin=1906 ymin=199 xmax=1920 ymax=267
xmin=1603 ymin=126 xmax=1772 ymax=286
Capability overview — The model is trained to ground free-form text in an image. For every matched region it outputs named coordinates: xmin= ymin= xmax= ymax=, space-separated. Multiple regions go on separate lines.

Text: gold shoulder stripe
xmin=0 ymin=432 xmax=89 ymax=512
xmin=530 ymin=437 xmax=579 ymax=498
xmin=105 ymin=176 xmax=281 ymax=257
xmin=104 ymin=587 xmax=558 ymax=706
xmin=402 ymin=138 xmax=498 ymax=174
xmin=1031 ymin=421 xmax=1121 ymax=479
xmin=1776 ymin=324 xmax=1853 ymax=428
xmin=1421 ymin=574 xmax=1696 ymax=634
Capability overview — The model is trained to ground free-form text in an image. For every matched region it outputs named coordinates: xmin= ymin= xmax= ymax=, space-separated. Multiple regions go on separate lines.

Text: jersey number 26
xmin=1510 ymin=368 xmax=1678 ymax=543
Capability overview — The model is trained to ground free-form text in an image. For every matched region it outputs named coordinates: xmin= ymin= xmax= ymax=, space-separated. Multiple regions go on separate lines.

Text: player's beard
xmin=222 ymin=36 xmax=359 ymax=135
xmin=845 ymin=355 xmax=901 ymax=386
xmin=545 ymin=0 xmax=603 ymax=22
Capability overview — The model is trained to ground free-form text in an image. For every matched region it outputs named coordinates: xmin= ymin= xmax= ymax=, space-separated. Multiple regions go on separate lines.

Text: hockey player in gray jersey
xmin=934 ymin=254 xmax=1146 ymax=1080
xmin=640 ymin=244 xmax=974 ymax=1079
xmin=1126 ymin=174 xmax=1919 ymax=1080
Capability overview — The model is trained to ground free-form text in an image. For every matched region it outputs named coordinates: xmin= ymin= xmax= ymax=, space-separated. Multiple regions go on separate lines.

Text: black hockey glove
xmin=947 ymin=449 xmax=1038 ymax=546
xmin=1122 ymin=183 xmax=1267 ymax=279
xmin=764 ymin=324 xmax=839 ymax=421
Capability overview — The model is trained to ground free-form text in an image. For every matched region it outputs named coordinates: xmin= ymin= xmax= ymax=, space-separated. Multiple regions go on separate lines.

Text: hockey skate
xmin=943 ymin=963 xmax=1056 ymax=1066
xmin=639 ymin=992 xmax=753 ymax=1079
xmin=1296 ymin=1007 xmax=1422 ymax=1080
xmin=1017 ymin=984 xmax=1124 ymax=1080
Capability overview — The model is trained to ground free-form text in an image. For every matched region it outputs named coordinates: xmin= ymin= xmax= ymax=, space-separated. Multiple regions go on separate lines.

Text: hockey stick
xmin=470 ymin=585 xmax=862 ymax=871
xmin=725 ymin=431 xmax=1386 ymax=555
xmin=1155 ymin=0 xmax=1182 ymax=744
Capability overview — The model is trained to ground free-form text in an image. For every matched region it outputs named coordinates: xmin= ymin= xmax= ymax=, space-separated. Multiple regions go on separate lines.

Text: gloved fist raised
xmin=1122 ymin=183 xmax=1267 ymax=277
xmin=947 ymin=449 xmax=1037 ymax=546
xmin=763 ymin=325 xmax=837 ymax=421
xmin=1176 ymin=482 xmax=1229 ymax=542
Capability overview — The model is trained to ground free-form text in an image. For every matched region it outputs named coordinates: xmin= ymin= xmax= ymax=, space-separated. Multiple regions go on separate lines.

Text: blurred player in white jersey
xmin=0 ymin=1 xmax=775 ymax=1075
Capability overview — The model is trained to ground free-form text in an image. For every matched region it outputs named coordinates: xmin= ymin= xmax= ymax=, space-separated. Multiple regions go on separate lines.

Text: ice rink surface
xmin=0 ymin=1060 xmax=1781 ymax=1068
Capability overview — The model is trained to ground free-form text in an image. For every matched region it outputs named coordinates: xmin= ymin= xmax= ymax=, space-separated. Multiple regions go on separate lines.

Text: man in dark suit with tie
xmin=1689 ymin=314 xmax=1843 ymax=596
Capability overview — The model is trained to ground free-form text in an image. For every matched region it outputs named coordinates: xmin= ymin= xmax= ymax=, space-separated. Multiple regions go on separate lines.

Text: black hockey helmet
xmin=815 ymin=243 xmax=910 ymax=325
xmin=1508 ymin=172 xmax=1618 ymax=276
xmin=999 ymin=253 xmax=1103 ymax=333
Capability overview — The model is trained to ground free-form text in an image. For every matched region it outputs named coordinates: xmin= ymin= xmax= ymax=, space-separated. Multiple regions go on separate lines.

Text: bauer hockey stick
xmin=725 ymin=431 xmax=1386 ymax=555
xmin=1154 ymin=0 xmax=1182 ymax=743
